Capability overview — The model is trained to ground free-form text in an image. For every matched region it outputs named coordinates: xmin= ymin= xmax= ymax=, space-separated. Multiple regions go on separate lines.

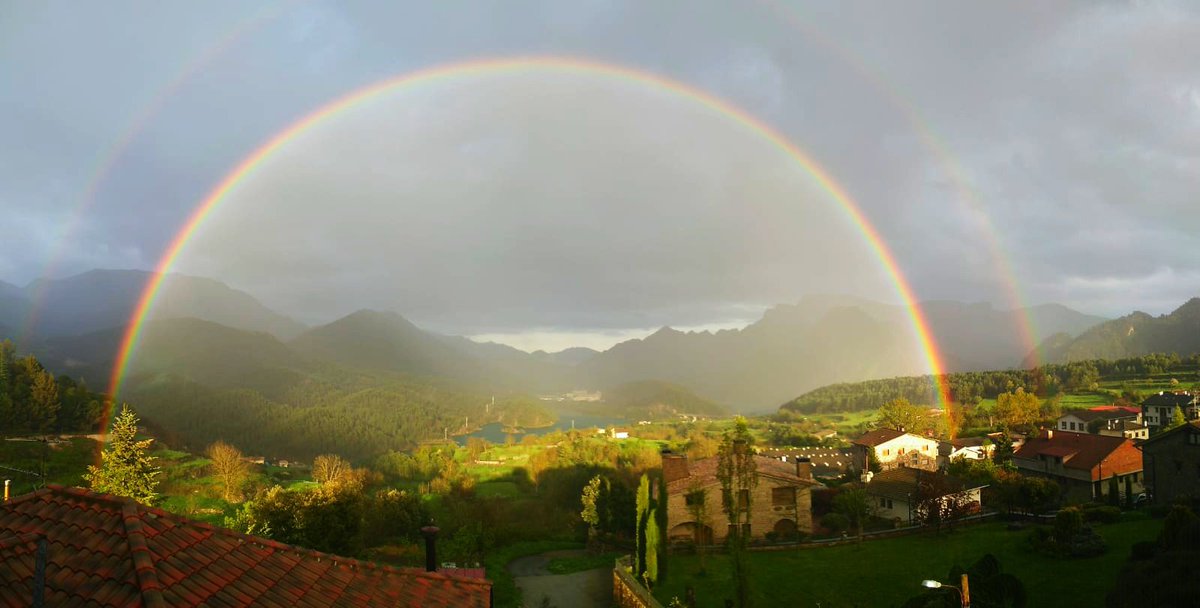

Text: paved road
xmin=509 ymin=549 xmax=612 ymax=608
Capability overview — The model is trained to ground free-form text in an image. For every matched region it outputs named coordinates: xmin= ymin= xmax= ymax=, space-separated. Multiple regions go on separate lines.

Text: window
xmin=898 ymin=447 xmax=906 ymax=455
xmin=883 ymin=449 xmax=890 ymax=456
xmin=738 ymin=489 xmax=750 ymax=510
xmin=1189 ymin=433 xmax=1200 ymax=446
xmin=922 ymin=445 xmax=928 ymax=451
xmin=879 ymin=497 xmax=893 ymax=509
xmin=772 ymin=486 xmax=796 ymax=506
xmin=685 ymin=490 xmax=705 ymax=507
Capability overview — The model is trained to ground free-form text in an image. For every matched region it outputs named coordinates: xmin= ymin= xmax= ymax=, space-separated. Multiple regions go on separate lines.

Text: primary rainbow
xmin=105 ymin=55 xmax=954 ymax=432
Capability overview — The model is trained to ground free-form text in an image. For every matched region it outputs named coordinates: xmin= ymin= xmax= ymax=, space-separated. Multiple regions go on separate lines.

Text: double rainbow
xmin=104 ymin=56 xmax=955 ymax=434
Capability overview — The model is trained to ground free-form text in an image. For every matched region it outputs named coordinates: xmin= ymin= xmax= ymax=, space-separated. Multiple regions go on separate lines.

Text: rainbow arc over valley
xmin=104 ymin=55 xmax=956 ymax=436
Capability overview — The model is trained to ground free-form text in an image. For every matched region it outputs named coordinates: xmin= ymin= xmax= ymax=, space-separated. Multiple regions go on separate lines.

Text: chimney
xmin=661 ymin=450 xmax=690 ymax=484
xmin=3 ymin=479 xmax=8 ymax=502
xmin=1045 ymin=428 xmax=1053 ymax=440
xmin=795 ymin=457 xmax=813 ymax=481
xmin=420 ymin=525 xmax=440 ymax=572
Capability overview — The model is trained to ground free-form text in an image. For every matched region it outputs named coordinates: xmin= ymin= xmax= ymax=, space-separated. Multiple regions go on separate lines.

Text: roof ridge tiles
xmin=121 ymin=501 xmax=168 ymax=608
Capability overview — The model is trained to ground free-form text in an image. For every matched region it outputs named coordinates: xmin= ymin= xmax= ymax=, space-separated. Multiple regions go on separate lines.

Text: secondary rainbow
xmin=763 ymin=0 xmax=1042 ymax=364
xmin=19 ymin=2 xmax=296 ymax=345
xmin=105 ymin=55 xmax=955 ymax=431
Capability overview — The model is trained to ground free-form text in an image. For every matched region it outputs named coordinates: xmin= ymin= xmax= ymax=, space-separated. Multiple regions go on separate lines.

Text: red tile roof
xmin=852 ymin=428 xmax=908 ymax=447
xmin=0 ymin=486 xmax=492 ymax=608
xmin=1013 ymin=430 xmax=1142 ymax=479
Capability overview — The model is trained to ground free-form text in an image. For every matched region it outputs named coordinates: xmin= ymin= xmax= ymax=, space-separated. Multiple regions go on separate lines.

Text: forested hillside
xmin=591 ymin=379 xmax=725 ymax=419
xmin=33 ymin=317 xmax=557 ymax=462
xmin=0 ymin=341 xmax=105 ymax=434
xmin=1032 ymin=298 xmax=1200 ymax=363
xmin=780 ymin=353 xmax=1198 ymax=415
xmin=128 ymin=372 xmax=534 ymax=462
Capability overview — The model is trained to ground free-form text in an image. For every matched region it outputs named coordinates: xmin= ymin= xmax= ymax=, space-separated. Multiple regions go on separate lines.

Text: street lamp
xmin=921 ymin=574 xmax=970 ymax=607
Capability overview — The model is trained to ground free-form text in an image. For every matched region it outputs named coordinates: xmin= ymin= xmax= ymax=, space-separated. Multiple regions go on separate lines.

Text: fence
xmin=612 ymin=555 xmax=664 ymax=608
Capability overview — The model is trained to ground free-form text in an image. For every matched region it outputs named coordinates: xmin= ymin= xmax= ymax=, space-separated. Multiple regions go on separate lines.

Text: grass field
xmin=652 ymin=516 xmax=1161 ymax=608
xmin=0 ymin=437 xmax=94 ymax=493
xmin=1056 ymin=392 xmax=1115 ymax=409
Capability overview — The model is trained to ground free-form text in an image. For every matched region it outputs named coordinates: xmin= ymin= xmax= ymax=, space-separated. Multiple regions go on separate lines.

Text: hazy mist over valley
xmin=4 ymin=3 xmax=1200 ymax=607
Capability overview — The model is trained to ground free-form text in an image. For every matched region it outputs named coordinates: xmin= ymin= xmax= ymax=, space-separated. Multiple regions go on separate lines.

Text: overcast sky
xmin=3 ymin=1 xmax=1199 ymax=351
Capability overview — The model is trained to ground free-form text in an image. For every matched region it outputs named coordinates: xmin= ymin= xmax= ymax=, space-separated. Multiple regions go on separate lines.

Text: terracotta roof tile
xmin=0 ymin=486 xmax=492 ymax=607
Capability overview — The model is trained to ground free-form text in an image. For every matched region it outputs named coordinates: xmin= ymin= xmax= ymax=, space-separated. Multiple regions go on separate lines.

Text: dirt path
xmin=509 ymin=549 xmax=612 ymax=608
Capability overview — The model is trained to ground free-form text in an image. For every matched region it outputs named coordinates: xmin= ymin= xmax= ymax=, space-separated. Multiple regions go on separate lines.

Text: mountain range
xmin=2 ymin=269 xmax=1114 ymax=412
xmin=1029 ymin=298 xmax=1200 ymax=364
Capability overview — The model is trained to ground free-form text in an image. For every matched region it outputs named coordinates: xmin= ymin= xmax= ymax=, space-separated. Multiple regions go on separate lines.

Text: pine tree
xmin=30 ymin=369 xmax=60 ymax=433
xmin=85 ymin=405 xmax=160 ymax=504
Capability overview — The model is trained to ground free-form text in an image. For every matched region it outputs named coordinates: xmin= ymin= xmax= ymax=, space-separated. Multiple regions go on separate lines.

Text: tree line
xmin=780 ymin=353 xmax=1200 ymax=414
xmin=0 ymin=340 xmax=105 ymax=435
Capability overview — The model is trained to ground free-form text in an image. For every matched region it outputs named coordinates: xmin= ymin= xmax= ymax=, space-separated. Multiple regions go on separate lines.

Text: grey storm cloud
xmin=3 ymin=0 xmax=1200 ymax=347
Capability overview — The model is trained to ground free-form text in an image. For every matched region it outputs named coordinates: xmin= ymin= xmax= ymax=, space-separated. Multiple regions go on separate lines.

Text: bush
xmin=1084 ymin=505 xmax=1121 ymax=524
xmin=821 ymin=512 xmax=849 ymax=535
xmin=1129 ymin=540 xmax=1158 ymax=561
xmin=1054 ymin=507 xmax=1084 ymax=543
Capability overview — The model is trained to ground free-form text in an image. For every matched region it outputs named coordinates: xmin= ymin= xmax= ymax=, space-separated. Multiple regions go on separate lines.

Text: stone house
xmin=1141 ymin=420 xmax=1200 ymax=505
xmin=760 ymin=447 xmax=855 ymax=480
xmin=662 ymin=451 xmax=818 ymax=545
xmin=852 ymin=429 xmax=939 ymax=473
xmin=1013 ymin=429 xmax=1143 ymax=504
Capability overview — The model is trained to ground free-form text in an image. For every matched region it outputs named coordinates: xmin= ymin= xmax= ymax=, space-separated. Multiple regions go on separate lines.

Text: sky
xmin=3 ymin=1 xmax=1200 ymax=352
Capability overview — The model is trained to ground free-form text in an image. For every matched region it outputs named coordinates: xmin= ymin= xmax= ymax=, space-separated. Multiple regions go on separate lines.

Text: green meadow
xmin=653 ymin=516 xmax=1160 ymax=608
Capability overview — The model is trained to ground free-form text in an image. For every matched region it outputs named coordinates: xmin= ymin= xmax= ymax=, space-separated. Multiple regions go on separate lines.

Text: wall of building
xmin=1144 ymin=430 xmax=1200 ymax=504
xmin=870 ymin=436 xmax=940 ymax=472
xmin=666 ymin=477 xmax=813 ymax=544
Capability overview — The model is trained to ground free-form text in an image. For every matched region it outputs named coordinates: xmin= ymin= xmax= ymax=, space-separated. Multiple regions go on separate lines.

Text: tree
xmin=991 ymin=432 xmax=1015 ymax=466
xmin=85 ymin=405 xmax=160 ymax=504
xmin=207 ymin=440 xmax=251 ymax=502
xmin=717 ymin=416 xmax=757 ymax=608
xmin=833 ymin=488 xmax=874 ymax=538
xmin=312 ymin=453 xmax=353 ymax=486
xmin=684 ymin=485 xmax=712 ymax=573
xmin=29 ymin=368 xmax=59 ymax=433
xmin=635 ymin=473 xmax=650 ymax=580
xmin=877 ymin=397 xmax=931 ymax=433
xmin=644 ymin=507 xmax=660 ymax=588
xmin=994 ymin=388 xmax=1041 ymax=430
xmin=581 ymin=474 xmax=602 ymax=538
xmin=1166 ymin=406 xmax=1187 ymax=430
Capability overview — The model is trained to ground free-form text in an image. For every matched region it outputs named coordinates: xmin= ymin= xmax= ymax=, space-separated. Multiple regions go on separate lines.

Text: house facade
xmin=852 ymin=429 xmax=939 ymax=473
xmin=1098 ymin=420 xmax=1150 ymax=440
xmin=938 ymin=436 xmax=993 ymax=466
xmin=1141 ymin=420 xmax=1200 ymax=505
xmin=1056 ymin=407 xmax=1141 ymax=434
xmin=1013 ymin=429 xmax=1143 ymax=503
xmin=663 ymin=452 xmax=818 ymax=545
xmin=865 ymin=467 xmax=984 ymax=525
xmin=1142 ymin=392 xmax=1200 ymax=429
